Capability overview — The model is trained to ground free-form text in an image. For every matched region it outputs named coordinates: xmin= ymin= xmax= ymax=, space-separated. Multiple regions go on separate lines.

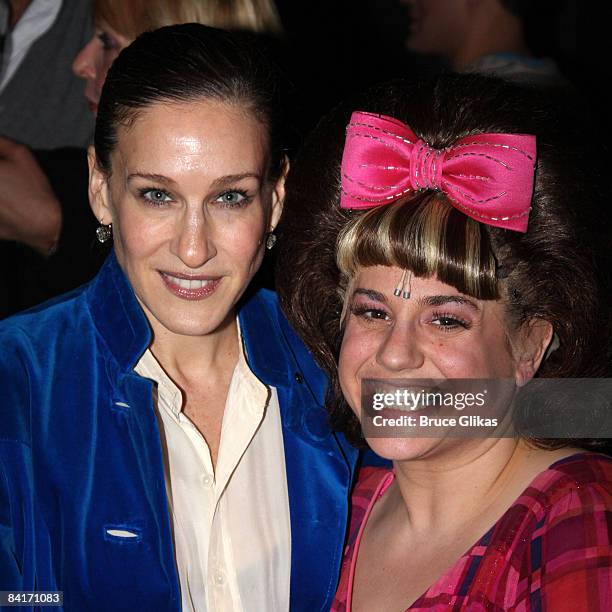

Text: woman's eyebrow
xmin=419 ymin=295 xmax=479 ymax=310
xmin=209 ymin=173 xmax=262 ymax=188
xmin=353 ymin=288 xmax=388 ymax=304
xmin=127 ymin=172 xmax=176 ymax=184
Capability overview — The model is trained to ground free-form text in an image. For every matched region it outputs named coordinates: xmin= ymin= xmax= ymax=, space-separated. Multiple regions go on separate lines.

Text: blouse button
xmin=294 ymin=372 xmax=303 ymax=384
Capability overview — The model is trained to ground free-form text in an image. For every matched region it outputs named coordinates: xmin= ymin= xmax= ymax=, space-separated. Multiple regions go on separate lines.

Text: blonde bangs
xmin=336 ymin=194 xmax=499 ymax=300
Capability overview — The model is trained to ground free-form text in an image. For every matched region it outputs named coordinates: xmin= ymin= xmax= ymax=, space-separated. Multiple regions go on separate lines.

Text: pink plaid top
xmin=332 ymin=453 xmax=612 ymax=611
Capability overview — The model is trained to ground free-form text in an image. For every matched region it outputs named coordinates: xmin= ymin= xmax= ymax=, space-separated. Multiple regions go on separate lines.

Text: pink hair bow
xmin=340 ymin=111 xmax=536 ymax=232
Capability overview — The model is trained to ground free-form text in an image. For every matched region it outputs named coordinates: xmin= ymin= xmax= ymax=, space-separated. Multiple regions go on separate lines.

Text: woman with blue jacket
xmin=0 ymin=25 xmax=359 ymax=611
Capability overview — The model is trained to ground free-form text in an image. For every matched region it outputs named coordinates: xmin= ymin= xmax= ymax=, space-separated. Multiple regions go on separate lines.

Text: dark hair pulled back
xmin=94 ymin=23 xmax=284 ymax=180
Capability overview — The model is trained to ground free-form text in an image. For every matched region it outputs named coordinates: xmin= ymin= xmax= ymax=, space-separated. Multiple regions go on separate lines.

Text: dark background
xmin=272 ymin=0 xmax=611 ymax=138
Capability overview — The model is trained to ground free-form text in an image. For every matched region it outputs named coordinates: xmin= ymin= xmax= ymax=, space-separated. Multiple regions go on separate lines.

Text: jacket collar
xmin=238 ymin=287 xmax=295 ymax=389
xmin=86 ymin=252 xmax=152 ymax=373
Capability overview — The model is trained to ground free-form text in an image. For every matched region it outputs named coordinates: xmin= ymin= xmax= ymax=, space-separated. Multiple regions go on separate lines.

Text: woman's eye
xmin=140 ymin=189 xmax=172 ymax=205
xmin=215 ymin=190 xmax=249 ymax=208
xmin=430 ymin=313 xmax=470 ymax=330
xmin=97 ymin=32 xmax=116 ymax=51
xmin=351 ymin=306 xmax=391 ymax=322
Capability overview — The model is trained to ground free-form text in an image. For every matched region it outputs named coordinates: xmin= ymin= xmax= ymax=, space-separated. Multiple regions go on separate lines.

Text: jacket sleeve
xmin=0 ymin=326 xmax=35 ymax=591
xmin=0 ymin=452 xmax=24 ymax=590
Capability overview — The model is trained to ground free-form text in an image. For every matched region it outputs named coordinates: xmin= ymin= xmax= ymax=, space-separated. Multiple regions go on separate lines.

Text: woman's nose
xmin=375 ymin=322 xmax=425 ymax=373
xmin=171 ymin=211 xmax=217 ymax=269
xmin=72 ymin=38 xmax=97 ymax=80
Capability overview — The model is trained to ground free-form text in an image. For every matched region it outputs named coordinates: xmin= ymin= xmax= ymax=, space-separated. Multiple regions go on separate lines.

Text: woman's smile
xmin=159 ymin=271 xmax=222 ymax=300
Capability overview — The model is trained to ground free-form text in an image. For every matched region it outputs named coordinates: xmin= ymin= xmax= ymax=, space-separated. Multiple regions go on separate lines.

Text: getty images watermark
xmin=361 ymin=378 xmax=612 ymax=438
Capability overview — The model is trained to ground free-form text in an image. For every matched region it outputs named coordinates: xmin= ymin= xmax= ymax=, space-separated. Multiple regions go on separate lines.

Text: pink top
xmin=332 ymin=453 xmax=612 ymax=611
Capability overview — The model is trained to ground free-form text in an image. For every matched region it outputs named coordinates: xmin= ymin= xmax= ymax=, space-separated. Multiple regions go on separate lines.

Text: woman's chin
xmin=365 ymin=432 xmax=474 ymax=463
xmin=365 ymin=436 xmax=439 ymax=462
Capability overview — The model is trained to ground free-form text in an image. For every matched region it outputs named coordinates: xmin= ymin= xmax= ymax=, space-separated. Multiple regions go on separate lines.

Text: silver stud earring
xmin=96 ymin=223 xmax=112 ymax=244
xmin=265 ymin=232 xmax=277 ymax=250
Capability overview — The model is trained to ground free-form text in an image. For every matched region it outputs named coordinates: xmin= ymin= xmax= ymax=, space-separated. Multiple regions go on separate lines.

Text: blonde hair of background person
xmin=74 ymin=0 xmax=283 ymax=115
xmin=95 ymin=0 xmax=282 ymax=39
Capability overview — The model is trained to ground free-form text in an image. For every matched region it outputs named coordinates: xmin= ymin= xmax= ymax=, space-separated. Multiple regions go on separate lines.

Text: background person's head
xmin=72 ymin=0 xmax=283 ymax=114
xmin=89 ymin=24 xmax=286 ymax=339
xmin=277 ymin=73 xmax=608 ymax=449
xmin=401 ymin=0 xmax=543 ymax=70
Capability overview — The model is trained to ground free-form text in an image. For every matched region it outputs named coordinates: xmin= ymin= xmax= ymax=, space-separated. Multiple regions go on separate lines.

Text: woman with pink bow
xmin=278 ymin=74 xmax=612 ymax=610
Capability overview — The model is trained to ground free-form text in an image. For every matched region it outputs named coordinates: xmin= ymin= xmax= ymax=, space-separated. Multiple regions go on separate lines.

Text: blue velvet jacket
xmin=0 ymin=254 xmax=360 ymax=611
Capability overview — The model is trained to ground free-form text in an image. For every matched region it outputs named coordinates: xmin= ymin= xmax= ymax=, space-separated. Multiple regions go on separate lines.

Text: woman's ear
xmin=87 ymin=146 xmax=113 ymax=224
xmin=514 ymin=318 xmax=554 ymax=387
xmin=268 ymin=155 xmax=289 ymax=232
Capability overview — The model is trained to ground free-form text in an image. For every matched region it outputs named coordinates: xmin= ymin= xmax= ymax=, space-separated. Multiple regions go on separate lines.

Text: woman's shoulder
xmin=473 ymin=453 xmax=612 ymax=561
xmin=546 ymin=451 xmax=612 ymax=481
xmin=522 ymin=452 xmax=612 ymax=536
xmin=522 ymin=452 xmax=612 ymax=512
xmin=497 ymin=452 xmax=612 ymax=558
xmin=0 ymin=283 xmax=93 ymax=388
xmin=0 ymin=283 xmax=90 ymax=342
xmin=490 ymin=453 xmax=612 ymax=608
xmin=0 ymin=291 xmax=86 ymax=447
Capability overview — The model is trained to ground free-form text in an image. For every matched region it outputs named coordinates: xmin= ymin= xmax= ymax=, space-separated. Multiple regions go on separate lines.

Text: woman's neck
xmin=148 ymin=312 xmax=240 ymax=385
xmin=389 ymin=440 xmax=574 ymax=536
